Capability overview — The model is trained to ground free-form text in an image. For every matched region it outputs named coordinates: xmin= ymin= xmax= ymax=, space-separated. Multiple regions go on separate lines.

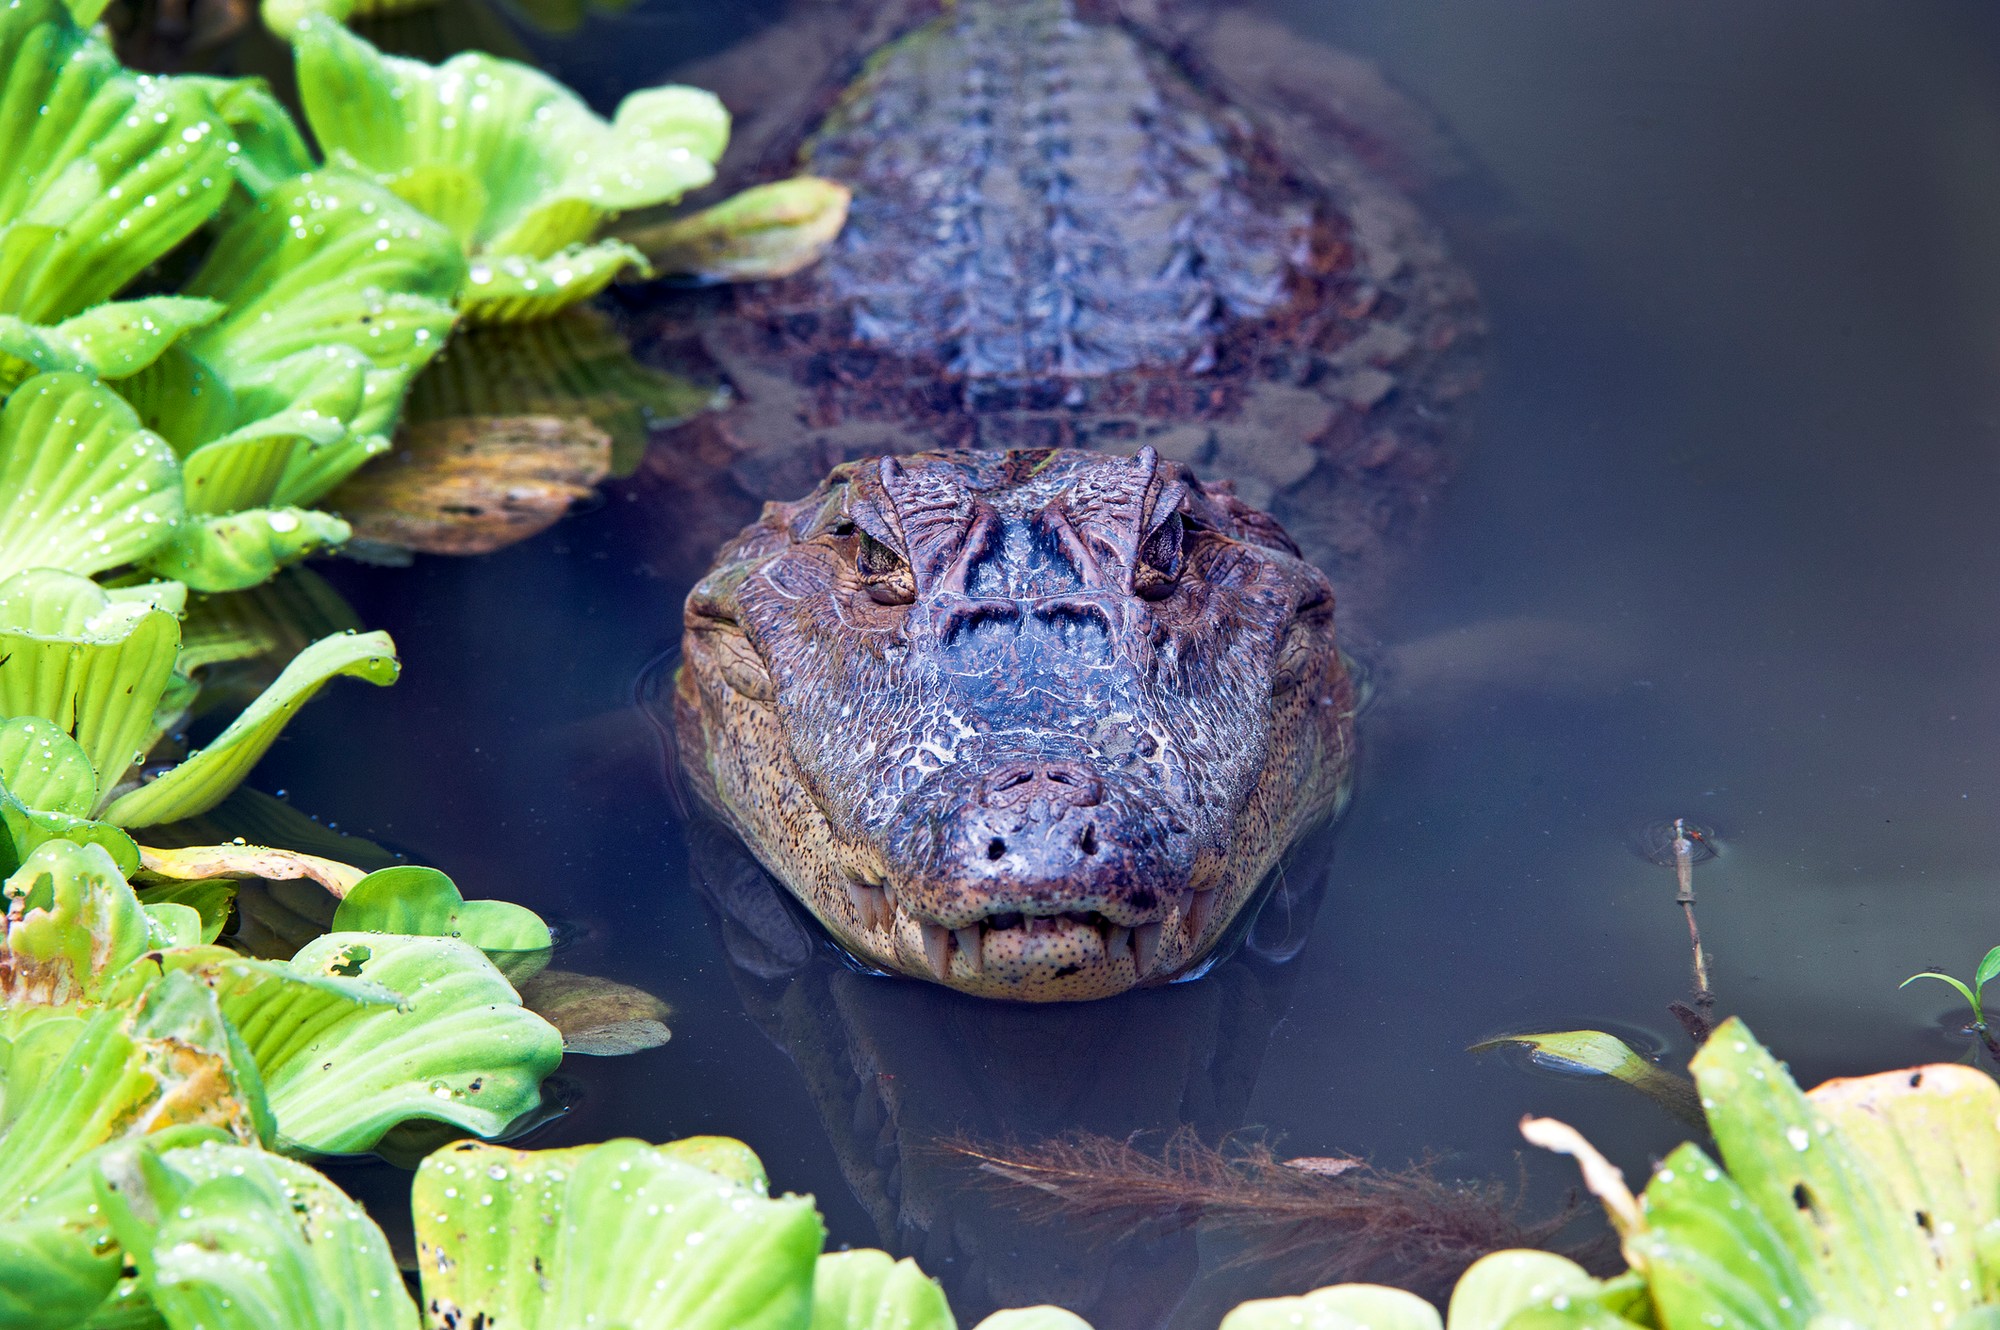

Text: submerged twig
xmin=1671 ymin=818 xmax=1714 ymax=1034
xmin=937 ymin=1128 xmax=1584 ymax=1297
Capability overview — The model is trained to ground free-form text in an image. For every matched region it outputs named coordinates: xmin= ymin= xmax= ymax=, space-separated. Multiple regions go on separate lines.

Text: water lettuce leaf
xmin=1680 ymin=1018 xmax=2000 ymax=1325
xmin=1443 ymin=1252 xmax=1608 ymax=1330
xmin=0 ymin=839 xmax=149 ymax=1010
xmin=411 ymin=1136 xmax=823 ymax=1330
xmin=0 ymin=374 xmax=184 ymax=584
xmin=245 ymin=931 xmax=561 ymax=1153
xmin=332 ymin=864 xmax=551 ymax=952
xmin=1219 ymin=1285 xmax=1443 ymax=1330
xmin=811 ymin=1250 xmax=955 ymax=1330
xmin=0 ymin=298 xmax=225 ymax=386
xmin=291 ymin=20 xmax=725 ymax=320
xmin=0 ymin=981 xmax=263 ymax=1215
xmin=0 ymin=0 xmax=233 ymax=327
xmin=0 ymin=571 xmax=181 ymax=807
xmin=397 ymin=305 xmax=723 ymax=477
xmin=161 ymin=170 xmax=463 ymax=510
xmin=971 ymin=1314 xmax=1097 ymax=1330
xmin=96 ymin=1140 xmax=416 ymax=1330
xmin=144 ymin=507 xmax=351 ymax=593
xmin=103 ymin=629 xmax=400 ymax=827
xmin=0 ymin=717 xmax=98 ymax=818
xmin=625 ymin=176 xmax=851 ymax=284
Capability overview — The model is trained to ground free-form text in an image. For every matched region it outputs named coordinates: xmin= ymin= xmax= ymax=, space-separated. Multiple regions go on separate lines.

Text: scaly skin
xmin=676 ymin=447 xmax=1354 ymax=1001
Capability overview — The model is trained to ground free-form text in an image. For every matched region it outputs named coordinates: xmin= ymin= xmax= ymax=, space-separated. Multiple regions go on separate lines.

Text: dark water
xmin=265 ymin=2 xmax=2000 ymax=1324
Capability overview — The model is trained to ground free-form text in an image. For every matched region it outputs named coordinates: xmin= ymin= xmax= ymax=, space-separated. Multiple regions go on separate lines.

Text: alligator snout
xmin=861 ymin=755 xmax=1209 ymax=995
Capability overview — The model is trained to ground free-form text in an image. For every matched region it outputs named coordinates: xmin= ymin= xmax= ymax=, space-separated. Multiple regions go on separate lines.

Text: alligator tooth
xmin=1027 ymin=916 xmax=1054 ymax=936
xmin=1186 ymin=889 xmax=1216 ymax=943
xmin=1134 ymin=922 xmax=1163 ymax=977
xmin=845 ymin=881 xmax=875 ymax=930
xmin=1102 ymin=924 xmax=1132 ymax=967
xmin=921 ymin=923 xmax=951 ymax=981
xmin=954 ymin=927 xmax=983 ymax=973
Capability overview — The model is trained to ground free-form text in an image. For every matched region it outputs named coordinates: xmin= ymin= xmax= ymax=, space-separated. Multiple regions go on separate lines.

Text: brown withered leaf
xmin=516 ymin=969 xmax=672 ymax=1056
xmin=329 ymin=414 xmax=611 ymax=556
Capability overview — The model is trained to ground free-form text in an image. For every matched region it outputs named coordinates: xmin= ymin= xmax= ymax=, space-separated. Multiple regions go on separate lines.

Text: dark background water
xmin=261 ymin=2 xmax=2000 ymax=1323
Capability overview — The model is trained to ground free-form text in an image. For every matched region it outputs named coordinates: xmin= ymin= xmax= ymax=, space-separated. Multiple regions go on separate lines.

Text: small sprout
xmin=1901 ymin=944 xmax=2000 ymax=1059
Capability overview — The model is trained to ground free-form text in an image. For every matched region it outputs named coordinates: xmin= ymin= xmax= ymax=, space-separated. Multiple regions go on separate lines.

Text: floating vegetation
xmin=945 ymin=1128 xmax=1574 ymax=1299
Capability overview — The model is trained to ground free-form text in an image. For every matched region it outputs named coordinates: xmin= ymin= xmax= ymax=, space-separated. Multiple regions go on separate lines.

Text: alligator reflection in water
xmin=674 ymin=801 xmax=1551 ymax=1327
xmin=682 ymin=814 xmax=1319 ymax=1326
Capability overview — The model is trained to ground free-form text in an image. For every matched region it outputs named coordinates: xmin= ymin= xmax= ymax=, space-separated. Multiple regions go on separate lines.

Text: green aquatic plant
xmin=1468 ymin=1028 xmax=1702 ymax=1128
xmin=288 ymin=17 xmax=726 ymax=322
xmin=1903 ymin=944 xmax=2000 ymax=1059
xmin=0 ymin=566 xmax=400 ymax=828
xmin=0 ymin=0 xmax=464 ymax=594
xmin=1220 ymin=1019 xmax=2000 ymax=1330
xmin=622 ymin=175 xmax=854 ymax=284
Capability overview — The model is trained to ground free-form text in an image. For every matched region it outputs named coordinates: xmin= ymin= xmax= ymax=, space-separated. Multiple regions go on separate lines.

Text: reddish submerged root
xmin=937 ymin=1127 xmax=1590 ymax=1296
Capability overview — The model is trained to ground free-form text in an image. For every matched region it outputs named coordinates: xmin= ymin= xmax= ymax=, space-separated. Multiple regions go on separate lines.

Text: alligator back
xmin=626 ymin=0 xmax=1480 ymax=620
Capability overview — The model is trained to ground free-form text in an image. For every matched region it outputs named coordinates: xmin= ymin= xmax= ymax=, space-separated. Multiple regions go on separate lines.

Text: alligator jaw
xmin=832 ymin=885 xmax=1229 ymax=1001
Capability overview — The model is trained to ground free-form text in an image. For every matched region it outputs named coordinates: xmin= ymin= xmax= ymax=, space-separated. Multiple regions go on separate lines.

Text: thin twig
xmin=1672 ymin=818 xmax=1714 ymax=1026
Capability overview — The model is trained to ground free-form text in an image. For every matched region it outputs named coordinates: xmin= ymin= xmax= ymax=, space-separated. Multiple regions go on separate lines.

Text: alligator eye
xmin=1133 ymin=511 xmax=1185 ymax=601
xmin=857 ymin=533 xmax=916 ymax=606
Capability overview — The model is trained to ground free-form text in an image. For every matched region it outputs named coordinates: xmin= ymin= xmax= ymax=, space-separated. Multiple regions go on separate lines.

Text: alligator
xmin=642 ymin=0 xmax=1480 ymax=1001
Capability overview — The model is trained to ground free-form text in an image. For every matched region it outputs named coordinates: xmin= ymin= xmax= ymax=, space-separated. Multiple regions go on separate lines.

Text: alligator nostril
xmin=1046 ymin=768 xmax=1073 ymax=785
xmin=1078 ymin=823 xmax=1098 ymax=855
xmin=986 ymin=837 xmax=1007 ymax=861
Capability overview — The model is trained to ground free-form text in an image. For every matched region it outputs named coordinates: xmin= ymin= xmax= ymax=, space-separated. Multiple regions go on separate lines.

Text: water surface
xmin=269 ymin=2 xmax=2000 ymax=1322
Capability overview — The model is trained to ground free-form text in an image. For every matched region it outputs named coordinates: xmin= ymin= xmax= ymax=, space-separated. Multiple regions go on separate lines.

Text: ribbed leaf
xmin=0 ymin=570 xmax=181 ymax=803
xmin=181 ymin=170 xmax=461 ymax=453
xmin=0 ymin=716 xmax=96 ymax=817
xmin=1692 ymin=1018 xmax=1946 ymax=1323
xmin=0 ymin=840 xmax=147 ymax=1010
xmin=461 ymin=238 xmax=646 ymax=323
xmin=239 ymin=932 xmax=560 ymax=1153
xmin=1443 ymin=1251 xmax=1603 ymax=1330
xmin=143 ymin=508 xmax=351 ymax=593
xmin=174 ymin=566 xmax=361 ymax=672
xmin=173 ymin=78 xmax=316 ymax=202
xmin=971 ymin=1314 xmax=1095 ymax=1330
xmin=96 ymin=1140 xmax=416 ymax=1330
xmin=1806 ymin=1063 xmax=2000 ymax=1305
xmin=1219 ymin=1285 xmax=1442 ymax=1330
xmin=0 ymin=297 xmax=222 ymax=393
xmin=45 ymin=298 xmax=226 ymax=379
xmin=103 ymin=629 xmax=398 ymax=828
xmin=624 ymin=177 xmax=850 ymax=284
xmin=0 ymin=373 xmax=184 ymax=583
xmin=0 ymin=0 xmax=233 ymax=322
xmin=115 ymin=348 xmax=239 ymax=458
xmin=292 ymin=22 xmax=721 ymax=316
xmin=132 ymin=880 xmax=233 ymax=945
xmin=0 ymin=983 xmax=261 ymax=1219
xmin=412 ymin=1137 xmax=823 ymax=1330
xmin=1627 ymin=1141 xmax=1811 ymax=1330
xmin=0 ymin=791 xmax=141 ymax=880
xmin=0 ymin=1118 xmax=228 ymax=1330
xmin=812 ymin=1251 xmax=955 ymax=1330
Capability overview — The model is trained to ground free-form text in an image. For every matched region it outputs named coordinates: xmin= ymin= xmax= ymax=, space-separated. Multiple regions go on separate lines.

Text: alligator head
xmin=674 ymin=447 xmax=1355 ymax=1000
